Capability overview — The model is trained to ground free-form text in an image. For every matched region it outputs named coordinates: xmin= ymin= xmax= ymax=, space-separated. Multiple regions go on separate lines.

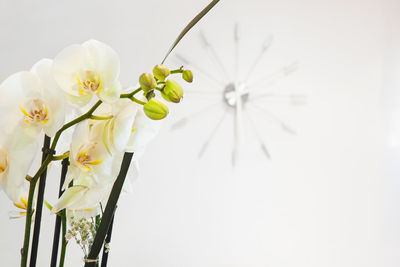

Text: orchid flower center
xmin=75 ymin=143 xmax=104 ymax=171
xmin=76 ymin=70 xmax=103 ymax=94
xmin=10 ymin=195 xmax=29 ymax=219
xmin=20 ymin=98 xmax=49 ymax=125
xmin=13 ymin=195 xmax=28 ymax=211
xmin=0 ymin=149 xmax=9 ymax=174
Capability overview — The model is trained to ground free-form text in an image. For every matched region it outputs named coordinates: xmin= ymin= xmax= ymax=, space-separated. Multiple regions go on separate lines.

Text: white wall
xmin=0 ymin=0 xmax=399 ymax=266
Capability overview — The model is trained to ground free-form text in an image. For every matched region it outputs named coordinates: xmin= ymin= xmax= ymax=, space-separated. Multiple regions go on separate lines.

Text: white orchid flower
xmin=53 ymin=157 xmax=135 ymax=213
xmin=0 ymin=59 xmax=66 ymax=138
xmin=53 ymin=153 xmax=112 ymax=213
xmin=53 ymin=152 xmax=126 ymax=213
xmin=94 ymin=99 xmax=139 ymax=154
xmin=64 ymin=118 xmax=127 ymax=187
xmin=53 ymin=39 xmax=122 ymax=106
xmin=69 ymin=120 xmax=111 ymax=174
xmin=92 ymin=97 xmax=160 ymax=159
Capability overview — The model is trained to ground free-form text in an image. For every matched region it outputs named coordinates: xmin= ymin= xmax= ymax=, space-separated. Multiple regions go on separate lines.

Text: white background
xmin=0 ymin=0 xmax=399 ymax=266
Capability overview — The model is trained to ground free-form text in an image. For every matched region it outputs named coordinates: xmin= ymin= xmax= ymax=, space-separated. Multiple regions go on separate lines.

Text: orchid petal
xmin=52 ymin=185 xmax=88 ymax=213
xmin=111 ymin=102 xmax=138 ymax=152
xmin=96 ymin=80 xmax=121 ymax=104
xmin=67 ymin=185 xmax=110 ymax=211
xmin=126 ymin=109 xmax=162 ymax=154
xmin=0 ymin=72 xmax=41 ymax=135
xmin=53 ymin=44 xmax=87 ymax=97
xmin=70 ymin=120 xmax=90 ymax=163
xmin=2 ymin=132 xmax=38 ymax=201
xmin=82 ymin=40 xmax=120 ymax=83
xmin=31 ymin=58 xmax=66 ymax=137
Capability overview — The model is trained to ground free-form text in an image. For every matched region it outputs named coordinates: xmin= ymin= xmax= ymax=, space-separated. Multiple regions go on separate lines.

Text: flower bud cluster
xmin=138 ymin=65 xmax=193 ymax=120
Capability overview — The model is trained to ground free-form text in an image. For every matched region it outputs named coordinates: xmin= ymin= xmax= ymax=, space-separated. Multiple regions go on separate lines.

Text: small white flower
xmin=104 ymin=243 xmax=110 ymax=253
xmin=53 ymin=40 xmax=122 ymax=106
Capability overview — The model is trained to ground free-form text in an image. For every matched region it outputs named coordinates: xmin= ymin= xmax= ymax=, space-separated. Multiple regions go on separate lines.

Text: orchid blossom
xmin=53 ymin=39 xmax=122 ymax=106
xmin=0 ymin=58 xmax=65 ymax=200
xmin=0 ymin=58 xmax=65 ymax=138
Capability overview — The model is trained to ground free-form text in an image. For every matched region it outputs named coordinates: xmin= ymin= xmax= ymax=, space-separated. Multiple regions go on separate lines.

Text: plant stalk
xmin=100 ymin=215 xmax=115 ymax=267
xmin=29 ymin=135 xmax=51 ymax=267
xmin=59 ymin=210 xmax=67 ymax=267
xmin=50 ymin=158 xmax=69 ymax=267
xmin=20 ymin=180 xmax=36 ymax=267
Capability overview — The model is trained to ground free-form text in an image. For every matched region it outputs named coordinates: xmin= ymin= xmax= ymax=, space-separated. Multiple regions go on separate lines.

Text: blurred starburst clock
xmin=171 ymin=24 xmax=306 ymax=166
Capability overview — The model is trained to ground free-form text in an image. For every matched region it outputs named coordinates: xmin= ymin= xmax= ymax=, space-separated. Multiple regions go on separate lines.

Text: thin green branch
xmin=129 ymin=97 xmax=146 ymax=105
xmin=20 ymin=181 xmax=36 ymax=267
xmin=51 ymin=100 xmax=102 ymax=151
xmin=52 ymin=152 xmax=70 ymax=161
xmin=170 ymin=69 xmax=184 ymax=74
xmin=120 ymin=87 xmax=142 ymax=99
xmin=59 ymin=210 xmax=67 ymax=267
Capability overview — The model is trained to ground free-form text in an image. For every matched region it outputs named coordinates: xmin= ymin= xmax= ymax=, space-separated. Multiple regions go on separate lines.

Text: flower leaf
xmin=161 ymin=0 xmax=221 ymax=64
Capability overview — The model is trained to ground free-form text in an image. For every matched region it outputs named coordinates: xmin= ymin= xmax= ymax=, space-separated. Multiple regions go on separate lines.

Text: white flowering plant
xmin=0 ymin=1 xmax=220 ymax=266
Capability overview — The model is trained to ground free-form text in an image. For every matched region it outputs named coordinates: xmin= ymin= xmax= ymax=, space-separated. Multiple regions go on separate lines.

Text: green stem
xmin=170 ymin=69 xmax=184 ymax=74
xmin=51 ymin=100 xmax=102 ymax=151
xmin=52 ymin=152 xmax=70 ymax=161
xmin=20 ymin=180 xmax=36 ymax=267
xmin=120 ymin=87 xmax=142 ymax=99
xmin=59 ymin=210 xmax=67 ymax=267
xmin=129 ymin=97 xmax=146 ymax=105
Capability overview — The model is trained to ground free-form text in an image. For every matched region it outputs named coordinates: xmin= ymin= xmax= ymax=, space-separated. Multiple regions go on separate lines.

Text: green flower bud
xmin=153 ymin=64 xmax=170 ymax=81
xmin=182 ymin=70 xmax=193 ymax=83
xmin=139 ymin=73 xmax=157 ymax=92
xmin=161 ymin=79 xmax=183 ymax=103
xmin=143 ymin=98 xmax=169 ymax=120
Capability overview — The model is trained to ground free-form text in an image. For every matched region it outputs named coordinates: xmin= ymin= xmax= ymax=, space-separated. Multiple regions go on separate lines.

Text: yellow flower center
xmin=76 ymin=70 xmax=103 ymax=95
xmin=11 ymin=195 xmax=29 ymax=219
xmin=20 ymin=98 xmax=49 ymax=125
xmin=0 ymin=149 xmax=8 ymax=174
xmin=76 ymin=144 xmax=104 ymax=171
xmin=13 ymin=196 xmax=28 ymax=210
